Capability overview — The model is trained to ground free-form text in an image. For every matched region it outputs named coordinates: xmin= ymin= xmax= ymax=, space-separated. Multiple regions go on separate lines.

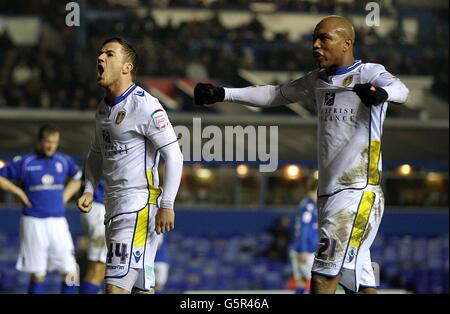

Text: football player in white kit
xmin=194 ymin=16 xmax=409 ymax=294
xmin=77 ymin=37 xmax=183 ymax=294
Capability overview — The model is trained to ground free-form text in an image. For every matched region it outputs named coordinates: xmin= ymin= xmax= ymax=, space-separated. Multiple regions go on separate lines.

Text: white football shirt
xmin=87 ymin=83 xmax=178 ymax=221
xmin=224 ymin=61 xmax=409 ymax=196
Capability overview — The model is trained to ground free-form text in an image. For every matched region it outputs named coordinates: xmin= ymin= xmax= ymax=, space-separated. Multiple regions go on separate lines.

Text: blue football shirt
xmin=0 ymin=152 xmax=81 ymax=218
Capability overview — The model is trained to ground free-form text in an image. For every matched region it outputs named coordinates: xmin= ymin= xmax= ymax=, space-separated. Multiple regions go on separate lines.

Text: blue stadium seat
xmin=398 ymin=236 xmax=413 ymax=263
xmin=414 ymin=269 xmax=430 ymax=294
xmin=1 ymin=231 xmax=448 ymax=293
xmin=412 ymin=236 xmax=428 ymax=263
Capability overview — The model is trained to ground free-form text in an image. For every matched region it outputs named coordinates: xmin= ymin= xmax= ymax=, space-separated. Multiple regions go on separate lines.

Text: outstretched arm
xmin=224 ymin=85 xmax=292 ymax=108
xmin=194 ymin=74 xmax=314 ymax=108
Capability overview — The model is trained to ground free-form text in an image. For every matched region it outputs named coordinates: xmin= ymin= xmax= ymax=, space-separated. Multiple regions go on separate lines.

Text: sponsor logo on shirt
xmin=107 ymin=265 xmax=125 ymax=270
xmin=41 ymin=174 xmax=54 ymax=185
xmin=102 ymin=130 xmax=111 ymax=143
xmin=101 ymin=144 xmax=129 ymax=157
xmin=323 ymin=93 xmax=335 ymax=107
xmin=133 ymin=250 xmax=142 ymax=263
xmin=347 ymin=247 xmax=357 ymax=263
xmin=320 ymin=107 xmax=356 ymax=122
xmin=151 ymin=109 xmax=169 ymax=130
xmin=302 ymin=211 xmax=312 ymax=224
xmin=313 ymin=259 xmax=337 ymax=269
xmin=28 ymin=174 xmax=64 ymax=191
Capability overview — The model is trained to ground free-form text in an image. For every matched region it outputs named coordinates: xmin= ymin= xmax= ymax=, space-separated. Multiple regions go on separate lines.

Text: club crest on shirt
xmin=55 ymin=162 xmax=63 ymax=173
xmin=342 ymin=75 xmax=353 ymax=87
xmin=115 ymin=110 xmax=127 ymax=124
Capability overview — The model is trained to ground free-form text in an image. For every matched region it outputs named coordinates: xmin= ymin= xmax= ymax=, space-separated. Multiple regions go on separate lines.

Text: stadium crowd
xmin=0 ymin=1 xmax=448 ymax=110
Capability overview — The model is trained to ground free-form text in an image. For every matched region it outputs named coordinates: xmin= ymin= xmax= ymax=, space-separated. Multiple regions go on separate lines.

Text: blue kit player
xmin=0 ymin=124 xmax=82 ymax=294
xmin=290 ymin=172 xmax=319 ymax=294
xmin=154 ymin=234 xmax=170 ymax=293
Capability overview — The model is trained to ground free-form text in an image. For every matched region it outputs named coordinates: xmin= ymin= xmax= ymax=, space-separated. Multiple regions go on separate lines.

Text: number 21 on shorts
xmin=317 ymin=237 xmax=337 ymax=261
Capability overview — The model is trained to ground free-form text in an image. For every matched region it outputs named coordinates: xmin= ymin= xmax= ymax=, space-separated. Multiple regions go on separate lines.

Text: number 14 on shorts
xmin=107 ymin=242 xmax=128 ymax=264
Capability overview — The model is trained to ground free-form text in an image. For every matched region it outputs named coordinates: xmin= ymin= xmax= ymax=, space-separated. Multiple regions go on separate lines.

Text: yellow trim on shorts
xmin=368 ymin=140 xmax=381 ymax=185
xmin=349 ymin=191 xmax=375 ymax=248
xmin=146 ymin=169 xmax=162 ymax=205
xmin=133 ymin=205 xmax=149 ymax=247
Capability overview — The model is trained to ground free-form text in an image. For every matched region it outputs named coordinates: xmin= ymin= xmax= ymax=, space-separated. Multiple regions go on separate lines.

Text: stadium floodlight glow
xmin=283 ymin=164 xmax=301 ymax=181
xmin=426 ymin=172 xmax=444 ymax=187
xmin=194 ymin=167 xmax=213 ymax=184
xmin=0 ymin=160 xmax=5 ymax=169
xmin=236 ymin=164 xmax=249 ymax=179
xmin=397 ymin=164 xmax=412 ymax=176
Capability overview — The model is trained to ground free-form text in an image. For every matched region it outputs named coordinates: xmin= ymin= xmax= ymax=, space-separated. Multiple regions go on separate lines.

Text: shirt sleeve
xmin=224 ymin=71 xmax=316 ymax=108
xmin=63 ymin=155 xmax=81 ymax=180
xmin=84 ymin=129 xmax=103 ymax=194
xmin=0 ymin=156 xmax=23 ymax=181
xmin=136 ymin=93 xmax=183 ymax=208
xmin=362 ymin=63 xmax=410 ymax=104
xmin=157 ymin=141 xmax=184 ymax=209
xmin=90 ymin=123 xmax=101 ymax=154
xmin=137 ymin=95 xmax=179 ymax=148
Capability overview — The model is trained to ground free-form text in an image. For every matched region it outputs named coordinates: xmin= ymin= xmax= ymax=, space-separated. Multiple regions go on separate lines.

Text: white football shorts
xmin=312 ymin=187 xmax=384 ymax=292
xmin=154 ymin=262 xmax=169 ymax=287
xmin=104 ymin=204 xmax=159 ymax=292
xmin=16 ymin=215 xmax=77 ymax=275
xmin=290 ymin=250 xmax=315 ymax=281
xmin=80 ymin=201 xmax=107 ymax=263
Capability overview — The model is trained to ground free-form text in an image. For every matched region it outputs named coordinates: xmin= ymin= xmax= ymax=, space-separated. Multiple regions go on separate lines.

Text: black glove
xmin=353 ymin=83 xmax=388 ymax=107
xmin=194 ymin=83 xmax=225 ymax=106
